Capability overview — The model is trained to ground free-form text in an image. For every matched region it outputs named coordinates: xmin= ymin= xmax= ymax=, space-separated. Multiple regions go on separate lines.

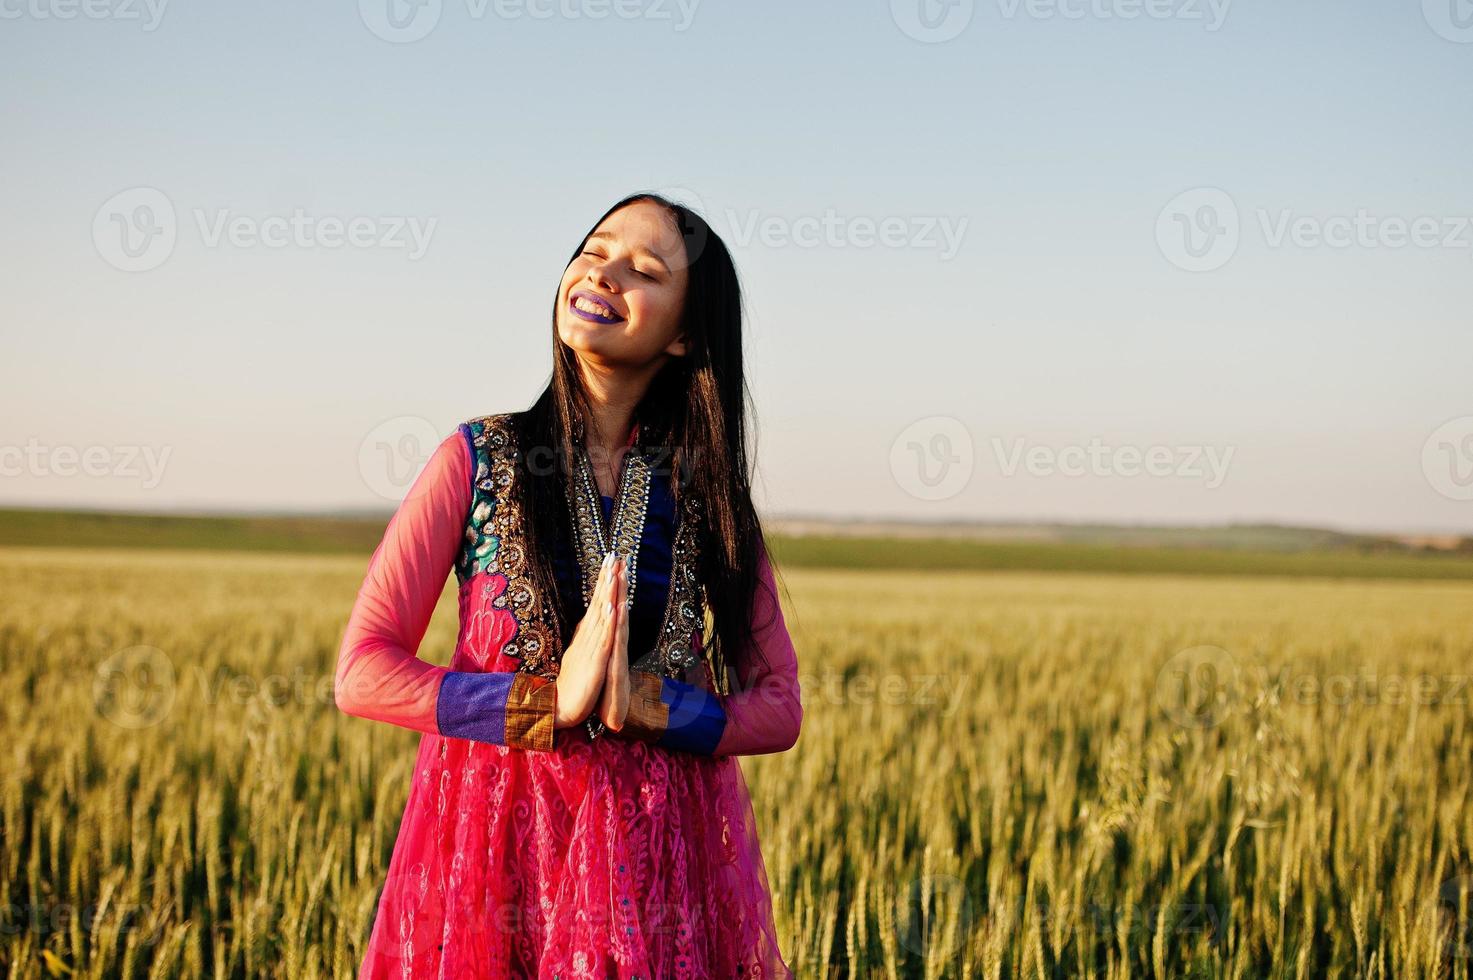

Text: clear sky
xmin=3 ymin=0 xmax=1471 ymax=533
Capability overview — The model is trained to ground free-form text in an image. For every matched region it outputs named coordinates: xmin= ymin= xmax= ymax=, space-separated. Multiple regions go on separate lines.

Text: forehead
xmin=587 ymin=201 xmax=687 ymax=268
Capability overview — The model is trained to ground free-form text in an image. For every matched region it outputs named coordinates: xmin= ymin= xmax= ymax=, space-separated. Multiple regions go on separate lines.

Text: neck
xmin=575 ymin=356 xmax=661 ymax=473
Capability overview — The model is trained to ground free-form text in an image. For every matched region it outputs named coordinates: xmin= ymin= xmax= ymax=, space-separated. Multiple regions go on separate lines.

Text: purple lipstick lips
xmin=568 ymin=289 xmax=625 ymax=324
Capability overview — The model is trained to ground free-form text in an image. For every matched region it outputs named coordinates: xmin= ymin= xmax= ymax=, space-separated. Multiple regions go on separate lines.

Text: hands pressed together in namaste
xmin=553 ymin=552 xmax=632 ymax=733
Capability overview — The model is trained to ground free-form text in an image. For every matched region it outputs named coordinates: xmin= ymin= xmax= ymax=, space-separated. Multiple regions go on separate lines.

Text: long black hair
xmin=511 ymin=192 xmax=774 ymax=689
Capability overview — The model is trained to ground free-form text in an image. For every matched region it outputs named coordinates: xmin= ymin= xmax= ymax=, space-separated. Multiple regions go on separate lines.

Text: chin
xmin=557 ymin=322 xmax=617 ymax=362
xmin=557 ymin=318 xmax=597 ymax=351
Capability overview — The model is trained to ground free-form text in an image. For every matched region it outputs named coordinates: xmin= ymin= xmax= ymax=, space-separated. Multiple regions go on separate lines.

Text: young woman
xmin=334 ymin=193 xmax=802 ymax=978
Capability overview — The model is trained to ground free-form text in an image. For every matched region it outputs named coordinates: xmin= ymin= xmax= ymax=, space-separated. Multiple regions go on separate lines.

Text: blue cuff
xmin=436 ymin=670 xmax=556 ymax=751
xmin=657 ymin=678 xmax=727 ymax=755
xmin=437 ymin=671 xmax=514 ymax=743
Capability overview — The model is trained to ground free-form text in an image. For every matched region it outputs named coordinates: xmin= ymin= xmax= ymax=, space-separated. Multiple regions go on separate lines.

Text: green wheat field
xmin=3 ymin=523 xmax=1473 ymax=977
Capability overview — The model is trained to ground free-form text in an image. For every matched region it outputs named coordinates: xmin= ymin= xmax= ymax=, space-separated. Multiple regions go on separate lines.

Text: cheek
xmin=631 ymin=288 xmax=678 ymax=332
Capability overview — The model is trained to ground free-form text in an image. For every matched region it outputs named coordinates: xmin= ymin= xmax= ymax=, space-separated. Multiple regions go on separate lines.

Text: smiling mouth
xmin=568 ymin=291 xmax=625 ymax=324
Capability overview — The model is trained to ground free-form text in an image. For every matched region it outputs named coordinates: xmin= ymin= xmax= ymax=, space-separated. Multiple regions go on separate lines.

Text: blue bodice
xmin=550 ymin=472 xmax=679 ymax=663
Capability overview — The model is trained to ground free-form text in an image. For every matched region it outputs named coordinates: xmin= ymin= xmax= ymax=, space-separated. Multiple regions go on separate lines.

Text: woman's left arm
xmin=616 ymin=540 xmax=802 ymax=756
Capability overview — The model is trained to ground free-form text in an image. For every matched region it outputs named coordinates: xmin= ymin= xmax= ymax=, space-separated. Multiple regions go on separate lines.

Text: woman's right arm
xmin=333 ymin=423 xmax=559 ymax=752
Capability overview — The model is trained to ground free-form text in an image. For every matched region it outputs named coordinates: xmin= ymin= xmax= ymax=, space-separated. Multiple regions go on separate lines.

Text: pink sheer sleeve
xmin=609 ymin=538 xmax=803 ymax=757
xmin=333 ymin=425 xmax=557 ymax=751
xmin=713 ymin=540 xmax=803 ymax=756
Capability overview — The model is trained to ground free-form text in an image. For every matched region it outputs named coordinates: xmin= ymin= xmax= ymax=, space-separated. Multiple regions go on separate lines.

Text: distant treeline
xmin=2 ymin=506 xmax=1472 ymax=581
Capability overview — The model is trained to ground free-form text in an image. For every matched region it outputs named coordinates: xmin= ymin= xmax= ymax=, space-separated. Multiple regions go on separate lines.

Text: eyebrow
xmin=585 ymin=230 xmax=672 ymax=273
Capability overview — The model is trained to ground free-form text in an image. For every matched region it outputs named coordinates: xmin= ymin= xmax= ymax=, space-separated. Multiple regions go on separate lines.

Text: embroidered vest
xmin=453 ymin=413 xmax=723 ymax=694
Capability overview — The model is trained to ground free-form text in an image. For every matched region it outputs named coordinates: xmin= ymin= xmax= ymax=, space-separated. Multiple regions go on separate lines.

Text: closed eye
xmin=582 ymin=247 xmax=657 ymax=281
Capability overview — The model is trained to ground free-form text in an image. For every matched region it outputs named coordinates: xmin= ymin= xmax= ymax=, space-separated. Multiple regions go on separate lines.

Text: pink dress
xmin=335 ymin=416 xmax=801 ymax=978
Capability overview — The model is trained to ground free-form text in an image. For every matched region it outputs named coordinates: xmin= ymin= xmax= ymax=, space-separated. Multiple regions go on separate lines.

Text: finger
xmin=603 ymin=618 xmax=621 ymax=686
xmin=603 ymin=560 xmax=624 ymax=646
xmin=612 ymin=608 xmax=629 ymax=680
xmin=597 ymin=616 xmax=621 ymax=724
xmin=610 ymin=584 xmax=629 ymax=684
xmin=610 ymin=559 xmax=627 ymax=633
xmin=609 ymin=611 xmax=630 ymax=728
xmin=617 ymin=583 xmax=629 ymax=644
xmin=593 ymin=552 xmax=614 ymax=618
xmin=600 ymin=556 xmax=619 ymax=618
xmin=616 ymin=557 xmax=630 ymax=624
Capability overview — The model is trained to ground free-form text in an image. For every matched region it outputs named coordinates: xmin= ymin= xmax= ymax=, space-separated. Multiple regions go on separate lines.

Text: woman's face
xmin=556 ymin=200 xmax=691 ymax=368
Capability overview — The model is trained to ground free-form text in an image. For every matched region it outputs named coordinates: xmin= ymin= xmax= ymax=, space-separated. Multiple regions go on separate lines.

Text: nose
xmin=584 ymin=259 xmax=619 ymax=294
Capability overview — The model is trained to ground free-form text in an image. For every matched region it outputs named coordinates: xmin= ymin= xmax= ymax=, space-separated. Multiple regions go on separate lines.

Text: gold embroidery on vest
xmin=641 ymin=490 xmax=723 ymax=692
xmin=568 ymin=441 xmax=652 ymax=609
xmin=461 ymin=414 xmax=559 ymax=679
